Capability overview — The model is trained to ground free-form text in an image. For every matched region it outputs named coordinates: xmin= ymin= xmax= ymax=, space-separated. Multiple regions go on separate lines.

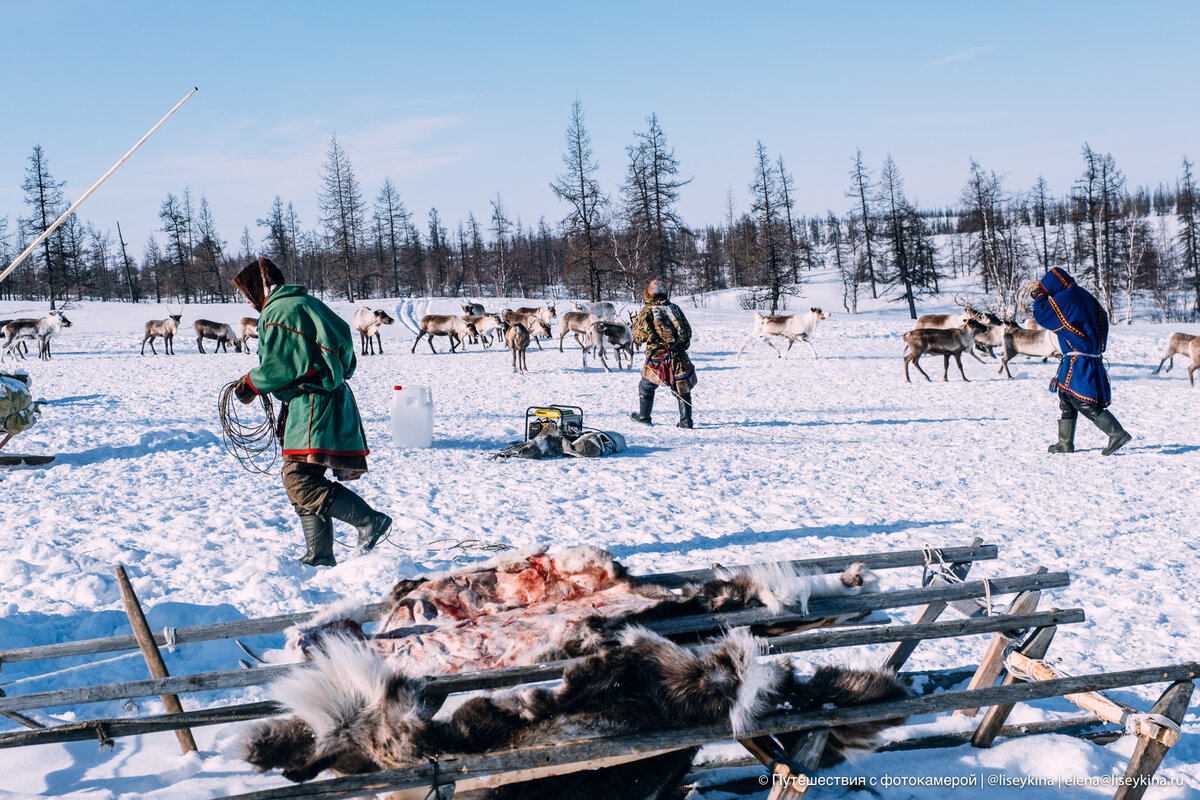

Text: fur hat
xmin=643 ymin=279 xmax=668 ymax=303
xmin=233 ymin=257 xmax=287 ymax=311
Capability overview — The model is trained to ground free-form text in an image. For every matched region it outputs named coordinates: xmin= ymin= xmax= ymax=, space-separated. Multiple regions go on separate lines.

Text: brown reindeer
xmin=1152 ymin=332 xmax=1198 ymax=376
xmin=193 ymin=319 xmax=243 ymax=353
xmin=506 ymin=319 xmax=551 ymax=373
xmin=559 ymin=310 xmax=598 ymax=351
xmin=509 ymin=305 xmax=556 ymax=350
xmin=903 ymin=318 xmax=989 ymax=382
xmin=239 ymin=317 xmax=259 ymax=354
xmin=411 ymin=315 xmax=478 ymax=354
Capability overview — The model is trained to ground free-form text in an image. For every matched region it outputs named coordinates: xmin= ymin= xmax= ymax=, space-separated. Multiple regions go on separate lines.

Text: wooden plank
xmin=0 ymin=543 xmax=999 ymax=666
xmin=1112 ymin=681 xmax=1194 ymax=800
xmin=646 ymin=571 xmax=1068 ymax=638
xmin=882 ymin=539 xmax=979 ymax=672
xmin=957 ymin=566 xmax=1047 ymax=716
xmin=115 ymin=566 xmax=197 ymax=755
xmin=971 ymin=625 xmax=1058 ymax=748
xmin=211 ymin=663 xmax=1200 ymax=800
xmin=0 ymin=606 xmax=1083 ymax=717
xmin=1003 ymin=652 xmax=1150 ymax=736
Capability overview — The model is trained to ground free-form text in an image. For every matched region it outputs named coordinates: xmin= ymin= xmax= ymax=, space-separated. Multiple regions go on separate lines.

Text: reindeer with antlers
xmin=141 ymin=307 xmax=183 ymax=355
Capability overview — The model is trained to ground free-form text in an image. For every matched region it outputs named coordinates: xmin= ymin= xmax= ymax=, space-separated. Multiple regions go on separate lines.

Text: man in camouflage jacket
xmin=232 ymin=257 xmax=392 ymax=567
xmin=630 ymin=279 xmax=696 ymax=428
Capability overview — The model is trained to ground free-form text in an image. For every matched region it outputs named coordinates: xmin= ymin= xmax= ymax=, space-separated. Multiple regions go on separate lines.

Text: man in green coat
xmin=630 ymin=279 xmax=696 ymax=428
xmin=232 ymin=257 xmax=391 ymax=567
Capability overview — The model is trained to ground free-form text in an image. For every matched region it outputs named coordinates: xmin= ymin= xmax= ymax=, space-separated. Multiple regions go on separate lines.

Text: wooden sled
xmin=0 ymin=432 xmax=54 ymax=466
xmin=0 ymin=540 xmax=1193 ymax=800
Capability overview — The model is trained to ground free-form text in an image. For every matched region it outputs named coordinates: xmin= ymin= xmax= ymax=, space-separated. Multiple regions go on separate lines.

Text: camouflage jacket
xmin=632 ymin=300 xmax=692 ymax=358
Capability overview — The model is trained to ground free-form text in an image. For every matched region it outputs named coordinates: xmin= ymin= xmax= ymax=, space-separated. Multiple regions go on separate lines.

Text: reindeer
xmin=3 ymin=311 xmax=72 ymax=361
xmin=352 ymin=307 xmax=395 ymax=355
xmin=141 ymin=310 xmax=183 ymax=355
xmin=505 ymin=319 xmax=551 ymax=373
xmin=462 ymin=313 xmax=507 ymax=348
xmin=239 ymin=317 xmax=259 ymax=354
xmin=582 ymin=321 xmax=635 ymax=372
xmin=573 ymin=301 xmax=616 ymax=321
xmin=902 ymin=318 xmax=989 ymax=382
xmin=997 ymin=320 xmax=1061 ymax=378
xmin=559 ymin=310 xmax=598 ymax=351
xmin=0 ymin=321 xmax=27 ymax=358
xmin=915 ymin=295 xmax=984 ymax=330
xmin=974 ymin=312 xmax=1007 ymax=359
xmin=736 ymin=308 xmax=831 ymax=359
xmin=193 ymin=319 xmax=243 ymax=353
xmin=1151 ymin=332 xmax=1197 ymax=375
xmin=510 ymin=305 xmax=556 ymax=350
xmin=461 ymin=302 xmax=485 ymax=317
xmin=411 ymin=315 xmax=478 ymax=354
xmin=506 ymin=323 xmax=530 ymax=374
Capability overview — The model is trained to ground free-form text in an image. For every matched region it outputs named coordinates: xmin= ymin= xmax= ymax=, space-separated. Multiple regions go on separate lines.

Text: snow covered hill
xmin=1 ymin=273 xmax=1198 ymax=798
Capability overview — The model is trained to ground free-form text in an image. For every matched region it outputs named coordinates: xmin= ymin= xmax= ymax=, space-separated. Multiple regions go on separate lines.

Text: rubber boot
xmin=1094 ymin=411 xmax=1132 ymax=456
xmin=298 ymin=515 xmax=336 ymax=567
xmin=327 ymin=489 xmax=393 ymax=554
xmin=1047 ymin=418 xmax=1075 ymax=454
xmin=630 ymin=394 xmax=654 ymax=425
xmin=676 ymin=394 xmax=693 ymax=429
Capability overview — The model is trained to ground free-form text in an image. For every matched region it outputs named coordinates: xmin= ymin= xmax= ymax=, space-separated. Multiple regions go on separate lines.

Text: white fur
xmin=270 ymin=635 xmax=398 ymax=740
xmin=720 ymin=628 xmax=780 ymax=735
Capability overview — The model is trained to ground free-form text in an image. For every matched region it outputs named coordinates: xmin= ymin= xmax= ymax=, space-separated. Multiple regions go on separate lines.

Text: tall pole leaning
xmin=0 ymin=87 xmax=198 ymax=288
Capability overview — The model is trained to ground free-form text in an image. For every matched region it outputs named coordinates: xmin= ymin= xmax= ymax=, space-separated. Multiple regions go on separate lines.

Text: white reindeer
xmin=353 ymin=307 xmax=395 ymax=355
xmin=3 ymin=311 xmax=72 ymax=361
xmin=141 ymin=311 xmax=182 ymax=355
xmin=736 ymin=308 xmax=830 ymax=359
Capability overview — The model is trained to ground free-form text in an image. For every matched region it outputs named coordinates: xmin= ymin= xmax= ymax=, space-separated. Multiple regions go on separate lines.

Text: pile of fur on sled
xmin=241 ymin=547 xmax=905 ymax=797
xmin=241 ymin=628 xmax=908 ymax=797
xmin=283 ymin=545 xmax=882 ymax=675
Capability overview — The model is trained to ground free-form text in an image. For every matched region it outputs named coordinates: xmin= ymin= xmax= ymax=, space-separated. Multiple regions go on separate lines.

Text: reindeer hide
xmin=241 ymin=629 xmax=907 ymax=797
xmin=288 ymin=546 xmax=879 ymax=675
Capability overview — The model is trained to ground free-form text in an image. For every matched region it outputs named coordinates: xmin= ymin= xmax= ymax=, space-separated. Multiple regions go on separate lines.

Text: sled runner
xmin=0 ymin=540 xmax=1193 ymax=800
xmin=0 ymin=432 xmax=54 ymax=466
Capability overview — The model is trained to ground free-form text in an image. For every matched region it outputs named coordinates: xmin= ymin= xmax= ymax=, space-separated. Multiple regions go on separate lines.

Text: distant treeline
xmin=2 ymin=100 xmax=1197 ymax=321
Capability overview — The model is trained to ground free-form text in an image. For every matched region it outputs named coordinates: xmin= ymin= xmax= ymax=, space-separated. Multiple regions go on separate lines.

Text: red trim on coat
xmin=245 ymin=375 xmax=263 ymax=396
xmin=282 ymin=448 xmax=370 ymax=456
xmin=261 ymin=321 xmax=333 ymax=352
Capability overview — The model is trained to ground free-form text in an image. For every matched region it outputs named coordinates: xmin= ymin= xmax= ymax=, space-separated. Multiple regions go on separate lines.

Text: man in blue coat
xmin=1032 ymin=267 xmax=1131 ymax=456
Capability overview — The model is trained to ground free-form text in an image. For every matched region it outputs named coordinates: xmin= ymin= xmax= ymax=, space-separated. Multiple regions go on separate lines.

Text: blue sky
xmin=1 ymin=1 xmax=1196 ymax=257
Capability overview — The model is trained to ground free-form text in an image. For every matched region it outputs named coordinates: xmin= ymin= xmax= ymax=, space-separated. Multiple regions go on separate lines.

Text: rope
xmin=1128 ymin=713 xmax=1182 ymax=737
xmin=218 ymin=381 xmax=279 ymax=474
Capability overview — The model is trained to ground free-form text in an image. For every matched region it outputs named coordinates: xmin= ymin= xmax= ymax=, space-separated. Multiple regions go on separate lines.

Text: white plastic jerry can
xmin=390 ymin=385 xmax=434 ymax=448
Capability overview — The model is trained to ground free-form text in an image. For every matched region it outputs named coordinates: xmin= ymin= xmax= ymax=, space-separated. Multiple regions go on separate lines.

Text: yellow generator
xmin=525 ymin=405 xmax=583 ymax=441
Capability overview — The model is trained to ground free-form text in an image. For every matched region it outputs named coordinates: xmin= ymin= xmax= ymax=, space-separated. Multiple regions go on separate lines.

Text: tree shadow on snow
xmin=609 ymin=519 xmax=960 ymax=561
xmin=723 ymin=416 xmax=1003 ymax=429
xmin=39 ymin=394 xmax=111 ymax=406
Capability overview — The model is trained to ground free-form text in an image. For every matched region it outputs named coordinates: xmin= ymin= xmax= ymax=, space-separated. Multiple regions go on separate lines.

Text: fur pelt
xmin=241 ymin=629 xmax=907 ymax=797
xmin=287 ymin=547 xmax=879 ymax=676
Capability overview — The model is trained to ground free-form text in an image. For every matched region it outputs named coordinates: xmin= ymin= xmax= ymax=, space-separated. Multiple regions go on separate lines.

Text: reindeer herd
xmin=5 ymin=293 xmax=1200 ymax=388
xmin=901 ymin=296 xmax=1066 ymax=383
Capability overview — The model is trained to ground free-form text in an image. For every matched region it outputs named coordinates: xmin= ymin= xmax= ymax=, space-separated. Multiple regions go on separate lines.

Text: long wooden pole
xmin=114 ymin=565 xmax=197 ymax=754
xmin=0 ymin=88 xmax=198 ymax=288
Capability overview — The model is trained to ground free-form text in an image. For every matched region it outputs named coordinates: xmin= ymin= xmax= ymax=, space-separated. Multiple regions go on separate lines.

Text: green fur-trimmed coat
xmin=244 ymin=284 xmax=369 ymax=478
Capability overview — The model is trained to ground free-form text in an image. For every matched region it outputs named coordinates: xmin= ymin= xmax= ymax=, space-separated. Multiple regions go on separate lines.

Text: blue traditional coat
xmin=1032 ymin=268 xmax=1111 ymax=407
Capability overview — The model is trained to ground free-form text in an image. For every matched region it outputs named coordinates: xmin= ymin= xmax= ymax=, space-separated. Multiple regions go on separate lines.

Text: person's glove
xmin=1030 ymin=284 xmax=1047 ymax=299
xmin=234 ymin=375 xmax=257 ymax=405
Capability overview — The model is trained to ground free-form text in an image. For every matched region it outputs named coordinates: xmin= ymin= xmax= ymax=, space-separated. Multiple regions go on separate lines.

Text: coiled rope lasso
xmin=218 ymin=381 xmax=279 ymax=474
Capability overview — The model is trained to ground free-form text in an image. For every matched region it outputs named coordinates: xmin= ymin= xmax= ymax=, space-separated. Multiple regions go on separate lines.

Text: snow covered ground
xmin=2 ymin=272 xmax=1199 ymax=799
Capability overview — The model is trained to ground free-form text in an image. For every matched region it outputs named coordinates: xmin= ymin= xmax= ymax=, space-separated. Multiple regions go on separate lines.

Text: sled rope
xmin=218 ymin=381 xmax=279 ymax=475
xmin=923 ymin=547 xmax=993 ymax=615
